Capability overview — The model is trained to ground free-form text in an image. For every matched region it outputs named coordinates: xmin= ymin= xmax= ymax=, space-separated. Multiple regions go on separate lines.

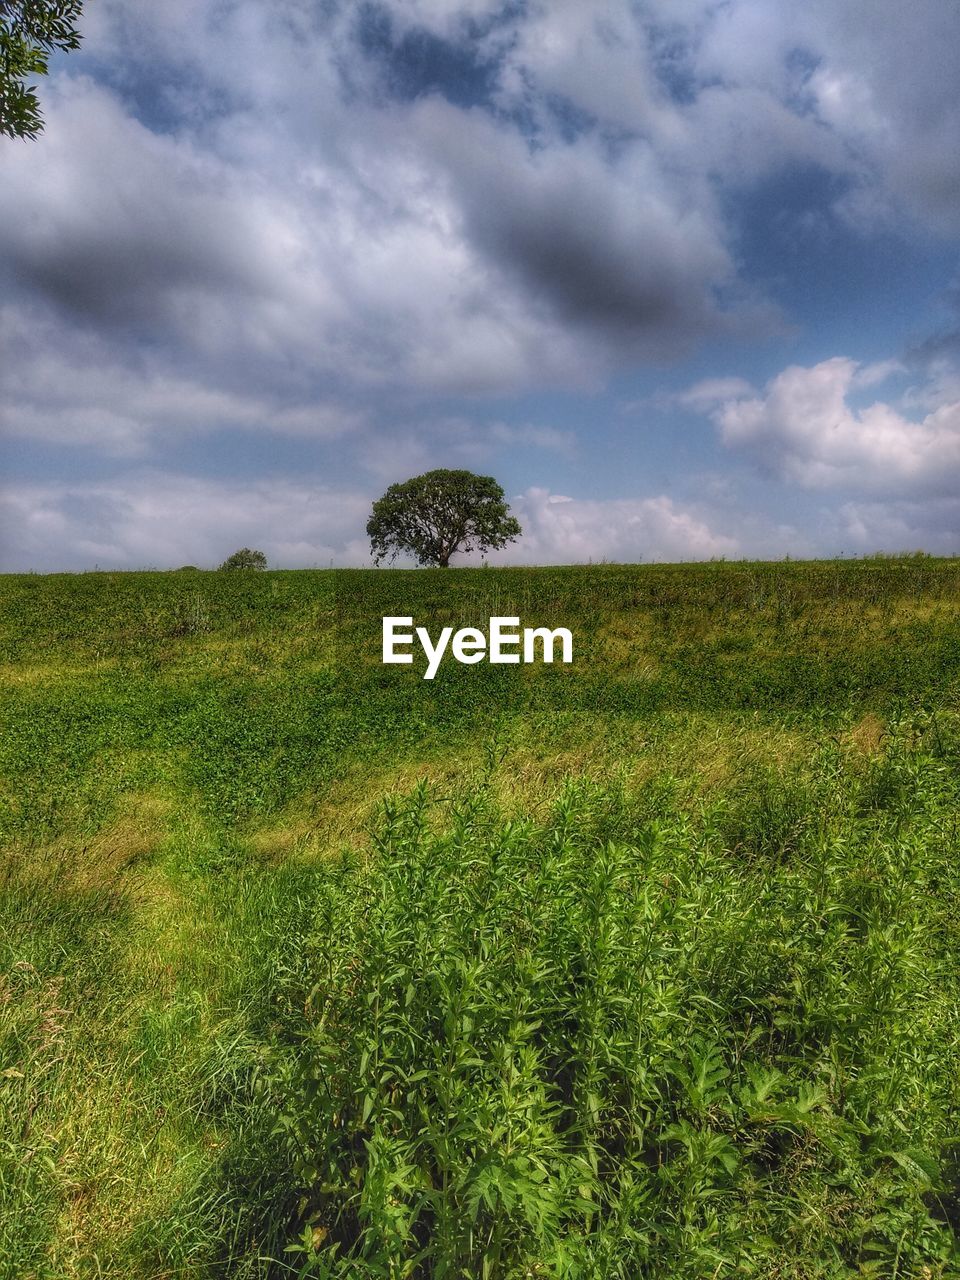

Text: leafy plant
xmin=259 ymin=756 xmax=960 ymax=1276
xmin=0 ymin=0 xmax=84 ymax=139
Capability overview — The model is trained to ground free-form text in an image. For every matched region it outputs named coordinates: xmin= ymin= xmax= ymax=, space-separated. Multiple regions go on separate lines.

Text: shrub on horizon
xmin=218 ymin=548 xmax=267 ymax=571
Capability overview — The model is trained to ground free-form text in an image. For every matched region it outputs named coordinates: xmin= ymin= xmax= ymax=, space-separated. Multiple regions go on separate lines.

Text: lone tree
xmin=1 ymin=1 xmax=85 ymax=140
xmin=219 ymin=547 xmax=267 ymax=571
xmin=368 ymin=469 xmax=522 ymax=568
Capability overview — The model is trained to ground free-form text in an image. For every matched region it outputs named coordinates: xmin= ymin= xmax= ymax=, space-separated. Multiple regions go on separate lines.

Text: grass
xmin=1 ymin=558 xmax=959 ymax=1277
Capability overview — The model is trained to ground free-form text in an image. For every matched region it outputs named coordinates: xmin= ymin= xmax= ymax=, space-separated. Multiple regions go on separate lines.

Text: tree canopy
xmin=219 ymin=548 xmax=268 ymax=571
xmin=1 ymin=0 xmax=84 ymax=140
xmin=367 ymin=469 xmax=522 ymax=568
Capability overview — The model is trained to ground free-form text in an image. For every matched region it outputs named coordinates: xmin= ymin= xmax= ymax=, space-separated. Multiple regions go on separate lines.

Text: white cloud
xmin=480 ymin=487 xmax=740 ymax=565
xmin=0 ymin=475 xmax=372 ymax=572
xmin=0 ymin=475 xmax=743 ymax=573
xmin=837 ymin=499 xmax=960 ymax=555
xmin=671 ymin=376 xmax=756 ymax=410
xmin=694 ymin=357 xmax=960 ymax=495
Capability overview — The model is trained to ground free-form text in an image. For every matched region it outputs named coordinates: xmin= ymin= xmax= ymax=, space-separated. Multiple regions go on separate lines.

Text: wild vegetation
xmin=1 ymin=558 xmax=959 ymax=1277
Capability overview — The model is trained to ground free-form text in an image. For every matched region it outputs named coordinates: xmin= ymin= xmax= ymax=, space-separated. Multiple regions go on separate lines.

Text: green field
xmin=2 ymin=559 xmax=960 ymax=1278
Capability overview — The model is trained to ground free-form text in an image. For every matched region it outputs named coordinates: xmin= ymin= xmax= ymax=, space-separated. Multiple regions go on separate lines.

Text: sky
xmin=2 ymin=0 xmax=959 ymax=571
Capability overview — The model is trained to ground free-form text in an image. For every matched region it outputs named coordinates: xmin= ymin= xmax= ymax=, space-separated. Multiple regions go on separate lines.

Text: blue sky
xmin=2 ymin=0 xmax=959 ymax=569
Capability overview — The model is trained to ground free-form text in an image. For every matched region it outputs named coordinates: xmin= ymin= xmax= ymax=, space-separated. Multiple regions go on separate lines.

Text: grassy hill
xmin=2 ymin=559 xmax=960 ymax=1277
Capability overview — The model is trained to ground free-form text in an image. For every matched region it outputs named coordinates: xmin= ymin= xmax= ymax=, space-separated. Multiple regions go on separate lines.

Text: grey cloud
xmin=0 ymin=81 xmax=277 ymax=334
xmin=0 ymin=54 xmax=745 ymax=460
xmin=417 ymin=101 xmax=735 ymax=358
xmin=9 ymin=0 xmax=952 ymax=426
xmin=694 ymin=0 xmax=960 ymax=233
xmin=479 ymin=0 xmax=960 ymax=236
xmin=469 ymin=172 xmax=716 ymax=338
xmin=0 ymin=303 xmax=363 ymax=454
xmin=806 ymin=0 xmax=960 ymax=231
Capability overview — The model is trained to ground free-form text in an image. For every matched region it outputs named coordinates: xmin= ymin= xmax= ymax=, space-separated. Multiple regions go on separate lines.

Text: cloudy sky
xmin=2 ymin=0 xmax=960 ymax=570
